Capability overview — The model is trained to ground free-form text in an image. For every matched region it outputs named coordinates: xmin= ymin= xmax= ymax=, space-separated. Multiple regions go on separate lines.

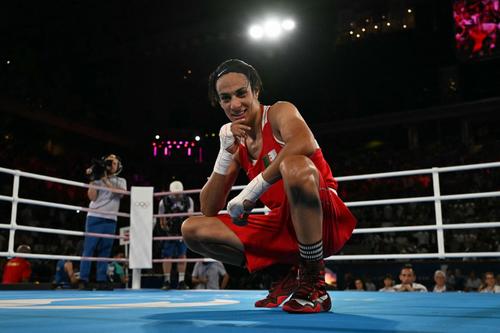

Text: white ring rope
xmin=1 ymin=161 xmax=499 ymax=265
xmin=152 ymin=258 xmax=216 ymax=263
xmin=0 ymin=194 xmax=130 ymax=218
xmin=0 ymin=252 xmax=128 ymax=263
xmin=0 ymin=166 xmax=130 ymax=195
xmin=0 ymin=223 xmax=125 ymax=239
xmin=344 ymin=190 xmax=500 ymax=208
xmin=154 ymin=189 xmax=204 ymax=196
xmin=335 ymin=161 xmax=500 ymax=182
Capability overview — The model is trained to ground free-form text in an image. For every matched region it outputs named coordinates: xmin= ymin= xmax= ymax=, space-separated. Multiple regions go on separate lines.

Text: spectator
xmin=2 ymin=245 xmax=32 ymax=284
xmin=107 ymin=252 xmax=128 ymax=287
xmin=53 ymin=248 xmax=79 ymax=289
xmin=343 ymin=272 xmax=355 ymax=290
xmin=379 ymin=274 xmax=396 ymax=292
xmin=191 ymin=260 xmax=229 ymax=290
xmin=394 ymin=264 xmax=428 ymax=292
xmin=465 ymin=271 xmax=482 ymax=292
xmin=354 ymin=278 xmax=365 ymax=291
xmin=433 ymin=270 xmax=452 ymax=292
xmin=158 ymin=180 xmax=193 ymax=290
xmin=479 ymin=272 xmax=500 ymax=293
xmin=446 ymin=268 xmax=456 ymax=290
xmin=364 ymin=276 xmax=377 ymax=291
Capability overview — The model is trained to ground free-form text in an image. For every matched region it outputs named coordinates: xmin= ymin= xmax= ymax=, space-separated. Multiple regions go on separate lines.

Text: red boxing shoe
xmin=255 ymin=265 xmax=298 ymax=308
xmin=282 ymin=260 xmax=332 ymax=314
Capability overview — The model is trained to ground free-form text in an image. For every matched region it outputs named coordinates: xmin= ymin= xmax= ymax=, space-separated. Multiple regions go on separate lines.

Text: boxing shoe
xmin=161 ymin=281 xmax=171 ymax=290
xmin=282 ymin=260 xmax=331 ymax=314
xmin=255 ymin=265 xmax=298 ymax=308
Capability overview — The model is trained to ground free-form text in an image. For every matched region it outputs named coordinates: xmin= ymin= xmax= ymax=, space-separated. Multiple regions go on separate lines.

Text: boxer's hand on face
xmin=230 ymin=119 xmax=251 ymax=142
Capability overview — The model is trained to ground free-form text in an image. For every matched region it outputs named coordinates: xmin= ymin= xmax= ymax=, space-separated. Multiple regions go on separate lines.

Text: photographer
xmin=79 ymin=154 xmax=127 ymax=290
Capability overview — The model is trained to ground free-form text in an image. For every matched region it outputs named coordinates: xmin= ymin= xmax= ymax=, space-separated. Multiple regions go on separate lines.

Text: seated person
xmin=107 ymin=252 xmax=128 ymax=287
xmin=432 ymin=270 xmax=453 ymax=292
xmin=479 ymin=272 xmax=500 ymax=293
xmin=191 ymin=260 xmax=229 ymax=290
xmin=354 ymin=278 xmax=365 ymax=291
xmin=393 ymin=264 xmax=428 ymax=292
xmin=379 ymin=274 xmax=396 ymax=292
xmin=2 ymin=245 xmax=32 ymax=284
xmin=54 ymin=248 xmax=79 ymax=288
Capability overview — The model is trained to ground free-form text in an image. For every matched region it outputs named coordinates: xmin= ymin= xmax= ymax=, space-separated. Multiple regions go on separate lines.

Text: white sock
xmin=179 ymin=273 xmax=185 ymax=282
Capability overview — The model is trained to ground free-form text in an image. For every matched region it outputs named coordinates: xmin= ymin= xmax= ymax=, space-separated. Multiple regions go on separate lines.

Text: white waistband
xmin=328 ymin=187 xmax=338 ymax=195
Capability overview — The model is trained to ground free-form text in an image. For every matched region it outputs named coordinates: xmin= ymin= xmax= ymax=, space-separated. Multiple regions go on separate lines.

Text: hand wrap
xmin=213 ymin=123 xmax=236 ymax=175
xmin=227 ymin=173 xmax=271 ymax=221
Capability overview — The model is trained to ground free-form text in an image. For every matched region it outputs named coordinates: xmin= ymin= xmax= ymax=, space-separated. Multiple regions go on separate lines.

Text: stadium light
xmin=249 ymin=25 xmax=264 ymax=40
xmin=247 ymin=17 xmax=296 ymax=42
xmin=264 ymin=19 xmax=282 ymax=39
xmin=281 ymin=19 xmax=295 ymax=31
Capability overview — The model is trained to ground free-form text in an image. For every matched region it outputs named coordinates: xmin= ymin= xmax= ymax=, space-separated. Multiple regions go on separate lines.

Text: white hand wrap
xmin=213 ymin=123 xmax=236 ymax=175
xmin=227 ymin=173 xmax=271 ymax=218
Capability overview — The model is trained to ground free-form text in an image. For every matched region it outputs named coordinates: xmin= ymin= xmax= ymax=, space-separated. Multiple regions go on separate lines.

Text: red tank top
xmin=238 ymin=104 xmax=337 ymax=210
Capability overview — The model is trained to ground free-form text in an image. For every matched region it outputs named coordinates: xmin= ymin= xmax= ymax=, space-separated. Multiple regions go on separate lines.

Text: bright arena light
xmin=195 ymin=135 xmax=200 ymax=141
xmin=264 ymin=19 xmax=282 ymax=38
xmin=248 ymin=25 xmax=264 ymax=40
xmin=281 ymin=19 xmax=295 ymax=31
xmin=248 ymin=16 xmax=296 ymax=42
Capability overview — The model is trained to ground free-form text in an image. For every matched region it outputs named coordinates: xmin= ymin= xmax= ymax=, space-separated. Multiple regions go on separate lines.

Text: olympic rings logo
xmin=134 ymin=201 xmax=151 ymax=208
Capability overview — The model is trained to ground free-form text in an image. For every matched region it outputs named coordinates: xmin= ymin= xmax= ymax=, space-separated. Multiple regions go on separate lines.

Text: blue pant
xmin=162 ymin=240 xmax=187 ymax=258
xmin=80 ymin=216 xmax=116 ymax=282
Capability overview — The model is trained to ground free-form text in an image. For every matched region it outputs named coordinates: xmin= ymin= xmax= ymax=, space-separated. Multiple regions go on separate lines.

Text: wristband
xmin=213 ymin=148 xmax=233 ymax=175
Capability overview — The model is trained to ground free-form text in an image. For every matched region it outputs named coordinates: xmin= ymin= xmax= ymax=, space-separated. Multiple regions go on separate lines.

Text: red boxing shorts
xmin=216 ymin=179 xmax=357 ymax=272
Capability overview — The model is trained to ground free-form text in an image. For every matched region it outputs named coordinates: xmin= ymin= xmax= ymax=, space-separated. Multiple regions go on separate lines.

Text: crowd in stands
xmin=335 ymin=264 xmax=500 ymax=293
xmin=332 ymin=138 xmax=500 ymax=257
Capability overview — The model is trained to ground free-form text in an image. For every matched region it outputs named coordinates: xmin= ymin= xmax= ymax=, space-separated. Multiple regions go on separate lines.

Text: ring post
xmin=432 ymin=168 xmax=446 ymax=258
xmin=8 ymin=171 xmax=21 ymax=256
xmin=130 ymin=186 xmax=154 ymax=290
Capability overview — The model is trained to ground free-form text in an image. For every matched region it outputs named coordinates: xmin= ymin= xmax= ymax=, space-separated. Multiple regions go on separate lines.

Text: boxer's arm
xmin=262 ymin=101 xmax=317 ymax=183
xmin=226 ymin=102 xmax=317 ymax=219
xmin=200 ymin=158 xmax=240 ymax=216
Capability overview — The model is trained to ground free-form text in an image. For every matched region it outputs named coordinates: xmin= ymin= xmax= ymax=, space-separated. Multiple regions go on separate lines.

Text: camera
xmin=86 ymin=158 xmax=112 ymax=181
xmin=85 ymin=154 xmax=122 ymax=181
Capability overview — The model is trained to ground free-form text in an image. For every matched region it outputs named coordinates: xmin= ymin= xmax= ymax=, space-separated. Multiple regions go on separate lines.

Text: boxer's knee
xmin=181 ymin=217 xmax=204 ymax=248
xmin=279 ymin=155 xmax=319 ymax=188
xmin=279 ymin=155 xmax=320 ymax=207
xmin=280 ymin=155 xmax=321 ymax=208
xmin=181 ymin=216 xmax=231 ymax=249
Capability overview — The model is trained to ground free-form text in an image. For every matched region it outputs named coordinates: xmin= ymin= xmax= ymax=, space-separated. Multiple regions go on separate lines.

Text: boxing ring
xmin=1 ymin=162 xmax=500 ymax=333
